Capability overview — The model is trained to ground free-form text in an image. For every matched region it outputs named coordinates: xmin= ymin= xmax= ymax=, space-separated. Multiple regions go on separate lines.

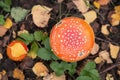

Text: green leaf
xmin=41 ymin=32 xmax=48 ymax=41
xmin=0 ymin=1 xmax=10 ymax=12
xmin=67 ymin=62 xmax=77 ymax=75
xmin=76 ymin=76 xmax=92 ymax=80
xmin=89 ymin=69 xmax=101 ymax=80
xmin=37 ymin=48 xmax=51 ymax=60
xmin=28 ymin=41 xmax=39 ymax=59
xmin=4 ymin=0 xmax=12 ymax=6
xmin=78 ymin=61 xmax=101 ymax=80
xmin=42 ymin=37 xmax=51 ymax=50
xmin=84 ymin=61 xmax=96 ymax=71
xmin=18 ymin=33 xmax=34 ymax=45
xmin=0 ymin=15 xmax=5 ymax=25
xmin=34 ymin=31 xmax=43 ymax=41
xmin=50 ymin=61 xmax=65 ymax=76
xmin=11 ymin=7 xmax=29 ymax=22
xmin=51 ymin=52 xmax=59 ymax=60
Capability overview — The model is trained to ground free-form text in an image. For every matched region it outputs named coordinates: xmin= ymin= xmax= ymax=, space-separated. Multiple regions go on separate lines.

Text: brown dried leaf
xmin=109 ymin=43 xmax=120 ymax=59
xmin=99 ymin=50 xmax=113 ymax=63
xmin=91 ymin=43 xmax=99 ymax=55
xmin=43 ymin=72 xmax=66 ymax=80
xmin=31 ymin=5 xmax=52 ymax=28
xmin=83 ymin=10 xmax=97 ymax=23
xmin=72 ymin=0 xmax=89 ymax=13
xmin=101 ymin=24 xmax=110 ymax=35
xmin=0 ymin=26 xmax=8 ymax=37
xmin=13 ymin=68 xmax=25 ymax=80
xmin=97 ymin=0 xmax=110 ymax=5
xmin=32 ymin=62 xmax=49 ymax=77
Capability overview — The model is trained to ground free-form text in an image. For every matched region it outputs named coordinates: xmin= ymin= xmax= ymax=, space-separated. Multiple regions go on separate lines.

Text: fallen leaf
xmin=4 ymin=18 xmax=13 ymax=29
xmin=118 ymin=70 xmax=120 ymax=76
xmin=111 ymin=13 xmax=120 ymax=20
xmin=94 ymin=57 xmax=104 ymax=64
xmin=99 ymin=50 xmax=113 ymax=63
xmin=111 ymin=18 xmax=120 ymax=26
xmin=0 ymin=26 xmax=8 ymax=37
xmin=57 ymin=0 xmax=64 ymax=3
xmin=32 ymin=62 xmax=49 ymax=77
xmin=31 ymin=5 xmax=52 ymax=28
xmin=93 ymin=1 xmax=100 ymax=9
xmin=115 ymin=5 xmax=120 ymax=14
xmin=91 ymin=43 xmax=99 ymax=55
xmin=106 ymin=73 xmax=114 ymax=80
xmin=97 ymin=0 xmax=110 ymax=5
xmin=101 ymin=24 xmax=110 ymax=35
xmin=43 ymin=72 xmax=66 ymax=80
xmin=109 ymin=43 xmax=120 ymax=59
xmin=17 ymin=29 xmax=29 ymax=35
xmin=72 ymin=0 xmax=89 ymax=13
xmin=0 ymin=70 xmax=8 ymax=80
xmin=83 ymin=10 xmax=97 ymax=23
xmin=13 ymin=68 xmax=25 ymax=80
xmin=0 ymin=53 xmax=3 ymax=60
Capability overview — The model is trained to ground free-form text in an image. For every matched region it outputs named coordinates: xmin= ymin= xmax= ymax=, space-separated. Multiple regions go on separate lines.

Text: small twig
xmin=100 ymin=63 xmax=120 ymax=74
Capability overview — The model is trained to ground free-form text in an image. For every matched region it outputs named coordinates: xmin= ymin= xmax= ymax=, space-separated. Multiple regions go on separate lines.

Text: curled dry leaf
xmin=13 ymin=68 xmax=25 ymax=80
xmin=83 ymin=10 xmax=97 ymax=23
xmin=99 ymin=50 xmax=113 ymax=63
xmin=109 ymin=43 xmax=120 ymax=59
xmin=106 ymin=73 xmax=114 ymax=80
xmin=32 ymin=62 xmax=49 ymax=77
xmin=43 ymin=72 xmax=66 ymax=80
xmin=31 ymin=5 xmax=52 ymax=28
xmin=97 ymin=0 xmax=110 ymax=5
xmin=91 ymin=43 xmax=99 ymax=55
xmin=0 ymin=26 xmax=8 ymax=37
xmin=72 ymin=0 xmax=89 ymax=13
xmin=101 ymin=24 xmax=110 ymax=35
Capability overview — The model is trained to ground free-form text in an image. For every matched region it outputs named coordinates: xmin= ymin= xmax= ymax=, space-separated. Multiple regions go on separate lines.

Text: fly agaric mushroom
xmin=7 ymin=40 xmax=28 ymax=61
xmin=50 ymin=17 xmax=94 ymax=62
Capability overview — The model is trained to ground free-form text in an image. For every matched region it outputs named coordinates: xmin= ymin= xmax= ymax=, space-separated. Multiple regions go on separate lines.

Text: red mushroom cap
xmin=50 ymin=17 xmax=94 ymax=62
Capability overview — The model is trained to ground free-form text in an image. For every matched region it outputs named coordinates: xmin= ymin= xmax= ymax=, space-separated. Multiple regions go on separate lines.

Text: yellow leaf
xmin=4 ymin=18 xmax=13 ymax=29
xmin=111 ymin=13 xmax=120 ymax=20
xmin=109 ymin=43 xmax=120 ymax=59
xmin=115 ymin=5 xmax=120 ymax=14
xmin=93 ymin=1 xmax=100 ymax=9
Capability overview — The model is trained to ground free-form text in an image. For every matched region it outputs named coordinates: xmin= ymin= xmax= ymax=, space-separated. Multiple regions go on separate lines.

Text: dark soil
xmin=0 ymin=0 xmax=120 ymax=80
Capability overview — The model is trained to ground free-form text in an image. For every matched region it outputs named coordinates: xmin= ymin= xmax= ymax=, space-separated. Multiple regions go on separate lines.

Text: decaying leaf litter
xmin=0 ymin=0 xmax=120 ymax=80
